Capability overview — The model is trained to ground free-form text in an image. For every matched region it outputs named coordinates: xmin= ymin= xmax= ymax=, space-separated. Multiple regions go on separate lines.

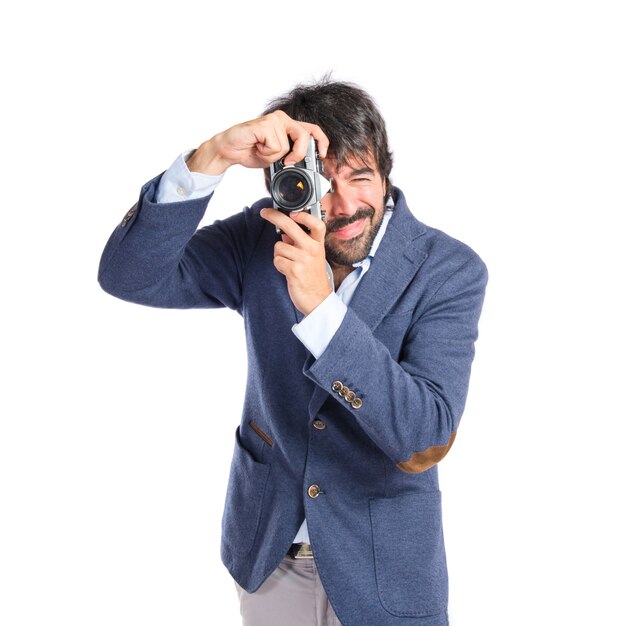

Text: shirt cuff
xmin=291 ymin=292 xmax=347 ymax=359
xmin=156 ymin=150 xmax=224 ymax=203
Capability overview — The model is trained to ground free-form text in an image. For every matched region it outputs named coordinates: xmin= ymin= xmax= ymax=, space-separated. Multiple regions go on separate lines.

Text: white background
xmin=1 ymin=1 xmax=624 ymax=624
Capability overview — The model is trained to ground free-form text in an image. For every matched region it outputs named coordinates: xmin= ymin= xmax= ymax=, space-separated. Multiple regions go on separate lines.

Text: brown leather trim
xmin=396 ymin=431 xmax=457 ymax=474
xmin=250 ymin=421 xmax=273 ymax=447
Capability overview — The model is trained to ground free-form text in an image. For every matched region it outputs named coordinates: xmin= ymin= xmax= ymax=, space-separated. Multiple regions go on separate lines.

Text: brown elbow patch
xmin=396 ymin=431 xmax=457 ymax=474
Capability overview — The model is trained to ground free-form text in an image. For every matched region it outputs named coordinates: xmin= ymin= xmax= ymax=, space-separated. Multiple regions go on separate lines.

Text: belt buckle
xmin=291 ymin=543 xmax=313 ymax=559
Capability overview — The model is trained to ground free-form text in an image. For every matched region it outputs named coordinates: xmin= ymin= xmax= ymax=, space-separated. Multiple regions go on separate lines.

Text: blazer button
xmin=351 ymin=397 xmax=363 ymax=409
xmin=338 ymin=385 xmax=349 ymax=398
xmin=313 ymin=420 xmax=326 ymax=430
xmin=331 ymin=381 xmax=343 ymax=393
xmin=345 ymin=390 xmax=356 ymax=403
xmin=307 ymin=484 xmax=321 ymax=498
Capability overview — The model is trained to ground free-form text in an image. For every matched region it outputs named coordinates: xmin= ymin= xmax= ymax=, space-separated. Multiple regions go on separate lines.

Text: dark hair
xmin=262 ymin=75 xmax=394 ymax=203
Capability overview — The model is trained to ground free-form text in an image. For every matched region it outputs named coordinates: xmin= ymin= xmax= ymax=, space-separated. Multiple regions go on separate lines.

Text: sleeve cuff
xmin=291 ymin=292 xmax=347 ymax=359
xmin=156 ymin=151 xmax=224 ymax=204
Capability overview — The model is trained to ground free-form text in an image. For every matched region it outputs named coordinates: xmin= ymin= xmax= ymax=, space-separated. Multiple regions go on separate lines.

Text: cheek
xmin=361 ymin=188 xmax=381 ymax=204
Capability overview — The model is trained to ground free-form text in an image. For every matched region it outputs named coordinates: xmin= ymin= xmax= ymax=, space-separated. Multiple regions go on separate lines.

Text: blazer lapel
xmin=348 ymin=194 xmax=428 ymax=331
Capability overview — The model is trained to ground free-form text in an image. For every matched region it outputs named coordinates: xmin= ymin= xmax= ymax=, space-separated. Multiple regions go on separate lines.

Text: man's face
xmin=321 ymin=153 xmax=387 ymax=268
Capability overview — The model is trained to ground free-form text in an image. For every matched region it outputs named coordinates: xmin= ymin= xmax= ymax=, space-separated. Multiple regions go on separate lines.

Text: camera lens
xmin=271 ymin=169 xmax=312 ymax=211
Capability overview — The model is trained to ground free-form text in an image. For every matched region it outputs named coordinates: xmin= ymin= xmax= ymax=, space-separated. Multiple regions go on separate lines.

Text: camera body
xmin=269 ymin=136 xmax=331 ymax=221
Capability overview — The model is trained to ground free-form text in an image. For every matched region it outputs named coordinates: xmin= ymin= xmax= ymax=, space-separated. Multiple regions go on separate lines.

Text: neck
xmin=330 ymin=262 xmax=354 ymax=290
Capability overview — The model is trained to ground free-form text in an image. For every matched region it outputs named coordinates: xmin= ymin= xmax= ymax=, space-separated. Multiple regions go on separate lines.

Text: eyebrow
xmin=346 ymin=166 xmax=375 ymax=177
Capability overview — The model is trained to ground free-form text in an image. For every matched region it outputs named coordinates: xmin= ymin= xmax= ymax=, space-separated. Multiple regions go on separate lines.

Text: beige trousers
xmin=236 ymin=555 xmax=343 ymax=626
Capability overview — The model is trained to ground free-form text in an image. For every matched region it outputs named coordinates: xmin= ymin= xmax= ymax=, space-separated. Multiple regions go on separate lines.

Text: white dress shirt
xmin=157 ymin=152 xmax=393 ymax=544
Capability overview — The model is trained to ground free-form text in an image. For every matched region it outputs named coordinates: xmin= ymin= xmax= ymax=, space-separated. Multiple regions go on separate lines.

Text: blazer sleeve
xmin=303 ymin=250 xmax=488 ymax=473
xmin=98 ymin=174 xmax=266 ymax=312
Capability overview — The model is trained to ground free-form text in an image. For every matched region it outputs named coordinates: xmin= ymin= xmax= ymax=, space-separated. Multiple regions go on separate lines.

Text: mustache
xmin=326 ymin=207 xmax=375 ymax=233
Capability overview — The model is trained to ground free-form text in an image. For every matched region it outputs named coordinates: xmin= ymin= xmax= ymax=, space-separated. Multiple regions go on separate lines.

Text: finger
xmin=255 ymin=127 xmax=289 ymax=162
xmin=274 ymin=240 xmax=300 ymax=261
xmin=288 ymin=210 xmax=326 ymax=244
xmin=298 ymin=122 xmax=330 ymax=158
xmin=272 ymin=254 xmax=292 ymax=276
xmin=282 ymin=122 xmax=329 ymax=163
xmin=283 ymin=127 xmax=311 ymax=165
xmin=274 ymin=114 xmax=328 ymax=162
xmin=260 ymin=208 xmax=310 ymax=244
xmin=281 ymin=233 xmax=295 ymax=246
xmin=272 ymin=125 xmax=291 ymax=157
xmin=256 ymin=112 xmax=294 ymax=162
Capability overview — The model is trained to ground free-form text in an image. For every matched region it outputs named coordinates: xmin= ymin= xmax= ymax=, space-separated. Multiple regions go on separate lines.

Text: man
xmin=99 ymin=78 xmax=487 ymax=626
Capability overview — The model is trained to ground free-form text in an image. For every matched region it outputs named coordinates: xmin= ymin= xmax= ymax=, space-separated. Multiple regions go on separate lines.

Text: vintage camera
xmin=269 ymin=136 xmax=331 ymax=221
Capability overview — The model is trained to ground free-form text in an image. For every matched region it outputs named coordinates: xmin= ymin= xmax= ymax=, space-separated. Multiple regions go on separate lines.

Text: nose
xmin=322 ymin=183 xmax=359 ymax=220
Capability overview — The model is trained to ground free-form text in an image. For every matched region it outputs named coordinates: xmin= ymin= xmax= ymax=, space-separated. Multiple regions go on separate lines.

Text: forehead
xmin=322 ymin=151 xmax=379 ymax=179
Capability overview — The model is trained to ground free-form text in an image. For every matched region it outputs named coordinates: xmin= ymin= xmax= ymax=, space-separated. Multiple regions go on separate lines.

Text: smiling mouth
xmin=330 ymin=218 xmax=367 ymax=240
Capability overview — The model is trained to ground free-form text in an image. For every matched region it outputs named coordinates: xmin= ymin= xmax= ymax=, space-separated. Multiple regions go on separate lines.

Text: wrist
xmin=186 ymin=135 xmax=232 ymax=176
xmin=302 ymin=286 xmax=333 ymax=317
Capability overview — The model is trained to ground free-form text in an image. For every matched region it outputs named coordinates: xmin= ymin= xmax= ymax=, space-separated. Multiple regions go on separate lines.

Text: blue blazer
xmin=99 ymin=175 xmax=487 ymax=626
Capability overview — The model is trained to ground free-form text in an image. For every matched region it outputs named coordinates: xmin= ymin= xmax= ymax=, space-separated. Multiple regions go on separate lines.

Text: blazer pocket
xmin=221 ymin=426 xmax=271 ymax=557
xmin=369 ymin=491 xmax=448 ymax=617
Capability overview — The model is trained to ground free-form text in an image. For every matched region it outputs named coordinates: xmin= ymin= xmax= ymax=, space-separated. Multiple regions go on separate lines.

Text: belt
xmin=288 ymin=543 xmax=314 ymax=559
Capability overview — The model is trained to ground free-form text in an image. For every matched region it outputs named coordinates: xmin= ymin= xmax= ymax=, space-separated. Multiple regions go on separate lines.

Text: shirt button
xmin=313 ymin=420 xmax=326 ymax=430
xmin=331 ymin=381 xmax=343 ymax=393
xmin=177 ymin=186 xmax=187 ymax=197
xmin=307 ymin=484 xmax=321 ymax=499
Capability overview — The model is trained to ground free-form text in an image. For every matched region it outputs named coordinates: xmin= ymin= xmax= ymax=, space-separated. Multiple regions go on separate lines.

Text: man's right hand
xmin=186 ymin=110 xmax=330 ymax=176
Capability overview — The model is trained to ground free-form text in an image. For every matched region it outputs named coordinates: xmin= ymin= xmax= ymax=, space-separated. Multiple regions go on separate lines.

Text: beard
xmin=324 ymin=206 xmax=385 ymax=267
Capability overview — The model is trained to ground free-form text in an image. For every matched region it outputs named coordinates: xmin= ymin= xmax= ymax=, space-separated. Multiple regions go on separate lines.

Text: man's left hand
xmin=260 ymin=208 xmax=332 ymax=316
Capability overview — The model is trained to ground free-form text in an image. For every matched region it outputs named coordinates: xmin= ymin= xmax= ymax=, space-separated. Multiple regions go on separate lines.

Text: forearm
xmin=98 ymin=175 xmax=262 ymax=311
